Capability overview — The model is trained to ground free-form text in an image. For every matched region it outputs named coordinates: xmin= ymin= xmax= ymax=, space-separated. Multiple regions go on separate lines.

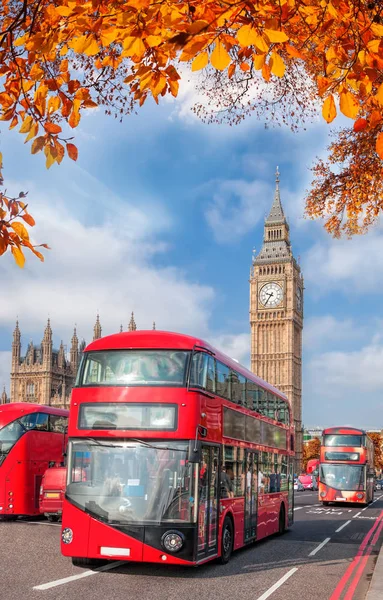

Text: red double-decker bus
xmin=319 ymin=427 xmax=375 ymax=506
xmin=61 ymin=331 xmax=295 ymax=567
xmin=0 ymin=403 xmax=69 ymax=519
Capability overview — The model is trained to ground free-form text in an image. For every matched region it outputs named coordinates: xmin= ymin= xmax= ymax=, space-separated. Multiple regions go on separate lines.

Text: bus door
xmin=244 ymin=450 xmax=258 ymax=543
xmin=197 ymin=445 xmax=219 ymax=561
xmin=288 ymin=459 xmax=294 ymax=526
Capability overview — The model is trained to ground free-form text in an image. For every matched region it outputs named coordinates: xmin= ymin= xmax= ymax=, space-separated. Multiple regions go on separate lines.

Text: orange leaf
xmin=31 ymin=136 xmax=46 ymax=154
xmin=44 ymin=122 xmax=62 ymax=134
xmin=11 ymin=245 xmax=25 ymax=268
xmin=67 ymin=143 xmax=78 ymax=161
xmin=322 ymin=94 xmax=337 ymax=123
xmin=0 ymin=236 xmax=7 ymax=256
xmin=21 ymin=213 xmax=36 ymax=227
xmin=353 ymin=118 xmax=367 ymax=132
xmin=376 ymin=132 xmax=383 ymax=159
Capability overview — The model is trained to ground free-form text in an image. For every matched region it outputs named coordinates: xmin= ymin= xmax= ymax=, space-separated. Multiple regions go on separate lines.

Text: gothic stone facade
xmin=250 ymin=169 xmax=304 ymax=468
xmin=7 ymin=312 xmax=149 ymax=408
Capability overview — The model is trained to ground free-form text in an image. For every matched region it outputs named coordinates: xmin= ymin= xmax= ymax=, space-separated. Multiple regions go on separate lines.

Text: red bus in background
xmin=319 ymin=427 xmax=375 ymax=506
xmin=39 ymin=466 xmax=67 ymax=522
xmin=61 ymin=330 xmax=295 ymax=568
xmin=0 ymin=403 xmax=68 ymax=519
xmin=307 ymin=459 xmax=319 ymax=475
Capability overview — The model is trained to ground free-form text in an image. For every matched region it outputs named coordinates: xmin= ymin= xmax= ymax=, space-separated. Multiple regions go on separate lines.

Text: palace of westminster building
xmin=2 ymin=169 xmax=303 ymax=463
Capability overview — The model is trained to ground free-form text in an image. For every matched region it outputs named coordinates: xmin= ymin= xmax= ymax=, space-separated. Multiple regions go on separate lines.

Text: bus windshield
xmin=320 ymin=464 xmax=365 ymax=491
xmin=66 ymin=440 xmax=197 ymax=525
xmin=323 ymin=434 xmax=362 ymax=447
xmin=78 ymin=351 xmax=190 ymax=387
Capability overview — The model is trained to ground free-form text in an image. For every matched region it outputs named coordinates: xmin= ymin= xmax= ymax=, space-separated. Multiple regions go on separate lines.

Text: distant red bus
xmin=319 ymin=427 xmax=375 ymax=506
xmin=307 ymin=459 xmax=319 ymax=475
xmin=61 ymin=331 xmax=295 ymax=567
xmin=39 ymin=466 xmax=67 ymax=522
xmin=0 ymin=403 xmax=68 ymax=519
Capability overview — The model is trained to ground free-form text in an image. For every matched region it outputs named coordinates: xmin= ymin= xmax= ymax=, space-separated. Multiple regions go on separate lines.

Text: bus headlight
xmin=357 ymin=493 xmax=364 ymax=500
xmin=161 ymin=531 xmax=184 ymax=553
xmin=320 ymin=492 xmax=326 ymax=497
xmin=62 ymin=528 xmax=73 ymax=544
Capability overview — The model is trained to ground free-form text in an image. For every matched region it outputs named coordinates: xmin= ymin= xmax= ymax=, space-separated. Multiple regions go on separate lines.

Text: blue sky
xmin=1 ymin=79 xmax=382 ymax=429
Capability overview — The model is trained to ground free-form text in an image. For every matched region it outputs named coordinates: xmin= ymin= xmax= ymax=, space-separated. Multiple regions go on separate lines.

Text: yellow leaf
xmin=84 ymin=38 xmax=99 ymax=57
xmin=191 ymin=51 xmax=209 ymax=72
xmin=69 ymin=35 xmax=99 ymax=56
xmin=100 ymin=28 xmax=119 ymax=46
xmin=146 ymin=35 xmax=162 ymax=48
xmin=254 ymin=34 xmax=269 ymax=53
xmin=210 ymin=40 xmax=231 ymax=71
xmin=237 ymin=24 xmax=258 ymax=47
xmin=11 ymin=245 xmax=25 ymax=268
xmin=55 ymin=6 xmax=72 ymax=16
xmin=322 ymin=94 xmax=337 ymax=123
xmin=45 ymin=147 xmax=55 ymax=169
xmin=371 ymin=23 xmax=383 ymax=37
xmin=376 ymin=132 xmax=383 ymax=159
xmin=339 ymin=91 xmax=359 ymax=119
xmin=48 ymin=96 xmax=61 ymax=114
xmin=367 ymin=39 xmax=380 ymax=53
xmin=376 ymin=83 xmax=383 ymax=107
xmin=122 ymin=37 xmax=146 ymax=58
xmin=11 ymin=221 xmax=29 ymax=241
xmin=253 ymin=54 xmax=265 ymax=70
xmin=19 ymin=115 xmax=33 ymax=134
xmin=264 ymin=29 xmax=289 ymax=43
xmin=25 ymin=122 xmax=39 ymax=142
xmin=270 ymin=51 xmax=285 ymax=77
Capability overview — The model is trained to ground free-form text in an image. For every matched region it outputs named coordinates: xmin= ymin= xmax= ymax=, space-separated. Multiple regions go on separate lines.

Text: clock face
xmin=296 ymin=287 xmax=302 ymax=312
xmin=259 ymin=282 xmax=283 ymax=308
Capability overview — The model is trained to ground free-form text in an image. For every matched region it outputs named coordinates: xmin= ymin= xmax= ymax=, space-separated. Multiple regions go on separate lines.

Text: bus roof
xmin=322 ymin=427 xmax=366 ymax=436
xmin=0 ymin=403 xmax=68 ymax=427
xmin=85 ymin=330 xmax=288 ymax=401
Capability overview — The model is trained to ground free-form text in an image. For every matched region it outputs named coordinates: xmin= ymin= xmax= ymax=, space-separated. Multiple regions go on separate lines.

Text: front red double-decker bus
xmin=61 ymin=331 xmax=295 ymax=567
xmin=0 ymin=403 xmax=68 ymax=519
xmin=319 ymin=427 xmax=375 ymax=506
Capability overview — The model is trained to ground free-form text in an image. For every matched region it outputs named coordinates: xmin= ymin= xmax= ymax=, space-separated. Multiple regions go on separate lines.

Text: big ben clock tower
xmin=250 ymin=168 xmax=303 ymax=469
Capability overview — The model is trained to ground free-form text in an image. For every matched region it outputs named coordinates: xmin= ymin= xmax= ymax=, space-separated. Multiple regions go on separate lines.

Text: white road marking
xmin=361 ymin=506 xmax=368 ymax=512
xmin=33 ymin=561 xmax=125 ymax=590
xmin=335 ymin=520 xmax=351 ymax=533
xmin=353 ymin=512 xmax=362 ymax=519
xmin=294 ymin=507 xmax=303 ymax=511
xmin=255 ymin=568 xmax=298 ymax=600
xmin=309 ymin=537 xmax=331 ymax=557
xmin=23 ymin=521 xmax=61 ymax=527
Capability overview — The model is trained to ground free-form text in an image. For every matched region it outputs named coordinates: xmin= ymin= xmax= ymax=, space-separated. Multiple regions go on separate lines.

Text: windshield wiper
xmin=87 ymin=438 xmax=124 ymax=449
xmin=129 ymin=439 xmax=186 ymax=452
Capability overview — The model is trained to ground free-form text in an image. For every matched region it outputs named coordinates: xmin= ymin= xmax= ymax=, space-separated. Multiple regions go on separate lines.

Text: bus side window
xmin=189 ymin=352 xmax=208 ymax=388
xmin=35 ymin=413 xmax=49 ymax=431
xmin=49 ymin=415 xmax=66 ymax=433
xmin=216 ymin=362 xmax=230 ymax=400
xmin=206 ymin=357 xmax=216 ymax=393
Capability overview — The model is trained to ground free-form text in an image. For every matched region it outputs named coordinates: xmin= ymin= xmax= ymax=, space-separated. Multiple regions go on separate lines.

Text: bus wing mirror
xmin=188 ymin=440 xmax=201 ymax=463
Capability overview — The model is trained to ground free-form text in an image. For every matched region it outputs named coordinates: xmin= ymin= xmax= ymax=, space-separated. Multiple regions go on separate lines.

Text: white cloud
xmin=304 ymin=333 xmax=383 ymax=428
xmin=303 ymin=230 xmax=383 ymax=294
xmin=1 ymin=171 xmax=215 ymax=349
xmin=204 ymin=179 xmax=271 ymax=243
xmin=210 ymin=333 xmax=250 ymax=367
xmin=303 ymin=315 xmax=365 ymax=351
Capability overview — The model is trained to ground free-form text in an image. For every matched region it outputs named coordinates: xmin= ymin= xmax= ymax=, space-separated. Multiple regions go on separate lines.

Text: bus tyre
xmin=322 ymin=501 xmax=329 ymax=506
xmin=47 ymin=515 xmax=60 ymax=523
xmin=278 ymin=505 xmax=286 ymax=535
xmin=72 ymin=557 xmax=105 ymax=569
xmin=219 ymin=517 xmax=234 ymax=564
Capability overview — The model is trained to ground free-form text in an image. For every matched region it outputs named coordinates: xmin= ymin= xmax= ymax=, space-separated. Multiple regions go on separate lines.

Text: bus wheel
xmin=1 ymin=515 xmax=17 ymax=521
xmin=72 ymin=557 xmax=105 ymax=569
xmin=277 ymin=505 xmax=286 ymax=535
xmin=322 ymin=501 xmax=329 ymax=506
xmin=219 ymin=517 xmax=234 ymax=564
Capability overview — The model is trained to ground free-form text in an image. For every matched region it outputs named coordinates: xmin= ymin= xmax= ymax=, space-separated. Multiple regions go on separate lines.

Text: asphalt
xmin=1 ymin=492 xmax=383 ymax=600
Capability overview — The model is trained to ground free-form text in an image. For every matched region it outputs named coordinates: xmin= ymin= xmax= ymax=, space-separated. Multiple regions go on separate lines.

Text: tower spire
xmin=128 ymin=312 xmax=137 ymax=331
xmin=265 ymin=166 xmax=285 ymax=225
xmin=93 ymin=314 xmax=102 ymax=341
